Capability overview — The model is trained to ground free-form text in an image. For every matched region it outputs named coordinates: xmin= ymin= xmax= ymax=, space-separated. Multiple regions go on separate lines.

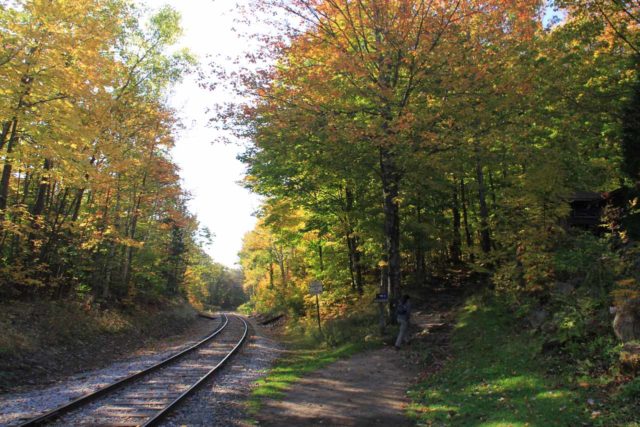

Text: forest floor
xmin=250 ymin=289 xmax=461 ymax=426
xmin=0 ymin=299 xmax=207 ymax=393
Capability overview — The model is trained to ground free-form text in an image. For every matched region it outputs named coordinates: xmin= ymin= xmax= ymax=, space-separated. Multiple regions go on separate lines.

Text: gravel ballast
xmin=0 ymin=315 xmax=281 ymax=427
xmin=161 ymin=318 xmax=283 ymax=426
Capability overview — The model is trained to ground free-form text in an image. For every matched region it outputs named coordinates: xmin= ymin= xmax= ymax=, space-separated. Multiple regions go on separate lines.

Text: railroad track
xmin=18 ymin=313 xmax=249 ymax=427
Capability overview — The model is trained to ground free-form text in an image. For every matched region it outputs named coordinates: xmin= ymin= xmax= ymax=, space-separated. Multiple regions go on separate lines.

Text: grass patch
xmin=408 ymin=296 xmax=594 ymax=426
xmin=247 ymin=302 xmax=391 ymax=416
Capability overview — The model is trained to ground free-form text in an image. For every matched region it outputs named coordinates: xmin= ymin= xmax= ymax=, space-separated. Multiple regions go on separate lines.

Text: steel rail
xmin=19 ymin=313 xmax=229 ymax=426
xmin=143 ymin=315 xmax=249 ymax=426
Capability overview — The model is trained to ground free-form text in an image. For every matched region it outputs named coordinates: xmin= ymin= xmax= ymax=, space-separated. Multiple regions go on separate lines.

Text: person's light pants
xmin=395 ymin=317 xmax=408 ymax=347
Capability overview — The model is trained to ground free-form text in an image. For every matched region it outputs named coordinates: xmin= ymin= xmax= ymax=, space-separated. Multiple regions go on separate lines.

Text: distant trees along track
xmin=18 ymin=314 xmax=249 ymax=426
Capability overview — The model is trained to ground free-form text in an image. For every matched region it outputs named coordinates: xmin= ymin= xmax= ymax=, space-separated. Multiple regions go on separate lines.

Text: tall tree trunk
xmin=268 ymin=260 xmax=274 ymax=289
xmin=344 ymin=185 xmax=363 ymax=293
xmin=103 ymin=241 xmax=116 ymax=300
xmin=71 ymin=156 xmax=96 ymax=222
xmin=373 ymin=5 xmax=402 ymax=313
xmin=414 ymin=204 xmax=426 ymax=287
xmin=0 ymin=119 xmax=19 ymax=218
xmin=475 ymin=144 xmax=491 ymax=253
xmin=353 ymin=236 xmax=363 ymax=294
xmin=71 ymin=189 xmax=84 ymax=222
xmin=380 ymin=147 xmax=401 ymax=307
xmin=32 ymin=158 xmax=52 ymax=216
xmin=318 ymin=239 xmax=324 ymax=272
xmin=41 ymin=187 xmax=69 ymax=268
xmin=28 ymin=159 xmax=53 ymax=262
xmin=123 ymin=172 xmax=148 ymax=295
xmin=278 ymin=252 xmax=287 ymax=288
xmin=1 ymin=51 xmax=37 ymax=220
xmin=460 ymin=177 xmax=473 ymax=250
xmin=0 ymin=121 xmax=11 ymax=152
xmin=346 ymin=233 xmax=357 ymax=292
xmin=451 ymin=178 xmax=462 ymax=264
xmin=345 ymin=233 xmax=364 ymax=294
xmin=101 ymin=182 xmax=120 ymax=300
xmin=20 ymin=170 xmax=31 ymax=205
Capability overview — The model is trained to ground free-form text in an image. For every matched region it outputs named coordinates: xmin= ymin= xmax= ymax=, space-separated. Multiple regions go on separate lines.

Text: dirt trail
xmin=257 ymin=347 xmax=416 ymax=426
xmin=256 ymin=302 xmax=457 ymax=427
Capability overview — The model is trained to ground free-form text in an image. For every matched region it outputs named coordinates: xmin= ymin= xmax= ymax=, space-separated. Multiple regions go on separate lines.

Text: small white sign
xmin=308 ymin=280 xmax=323 ymax=295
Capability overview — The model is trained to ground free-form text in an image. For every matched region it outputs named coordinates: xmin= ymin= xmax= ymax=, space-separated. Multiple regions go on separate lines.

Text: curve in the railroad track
xmin=18 ymin=313 xmax=249 ymax=427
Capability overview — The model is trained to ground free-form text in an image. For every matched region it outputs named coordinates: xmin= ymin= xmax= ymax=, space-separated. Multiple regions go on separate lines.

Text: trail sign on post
xmin=309 ymin=280 xmax=323 ymax=336
xmin=374 ymin=292 xmax=388 ymax=302
xmin=308 ymin=280 xmax=323 ymax=295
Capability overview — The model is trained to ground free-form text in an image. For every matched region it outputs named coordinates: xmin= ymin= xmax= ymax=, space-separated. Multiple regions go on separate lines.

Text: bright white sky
xmin=141 ymin=0 xmax=261 ymax=268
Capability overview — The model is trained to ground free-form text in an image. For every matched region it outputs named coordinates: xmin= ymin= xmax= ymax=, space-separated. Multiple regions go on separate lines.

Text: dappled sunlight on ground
xmin=257 ymin=346 xmax=417 ymax=426
xmin=407 ymin=301 xmax=590 ymax=426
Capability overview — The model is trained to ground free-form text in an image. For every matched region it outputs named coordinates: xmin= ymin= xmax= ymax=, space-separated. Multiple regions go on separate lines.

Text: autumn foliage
xmin=0 ymin=0 xmax=210 ymax=304
xmin=232 ymin=0 xmax=640 ymax=330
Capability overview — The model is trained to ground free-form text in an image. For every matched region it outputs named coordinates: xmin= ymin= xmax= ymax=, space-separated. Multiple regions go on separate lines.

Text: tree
xmin=0 ymin=1 xmax=204 ymax=305
xmin=234 ymin=0 xmax=542 ymax=311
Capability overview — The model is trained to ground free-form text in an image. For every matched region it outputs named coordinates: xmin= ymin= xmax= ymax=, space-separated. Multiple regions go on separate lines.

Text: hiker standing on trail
xmin=395 ymin=295 xmax=411 ymax=349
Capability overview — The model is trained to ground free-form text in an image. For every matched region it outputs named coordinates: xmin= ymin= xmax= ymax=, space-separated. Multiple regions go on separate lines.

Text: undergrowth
xmin=0 ymin=299 xmax=196 ymax=390
xmin=408 ymin=294 xmax=639 ymax=426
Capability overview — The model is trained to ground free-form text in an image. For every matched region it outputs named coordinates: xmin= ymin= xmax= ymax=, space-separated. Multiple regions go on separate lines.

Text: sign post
xmin=308 ymin=280 xmax=323 ymax=336
xmin=374 ymin=292 xmax=388 ymax=334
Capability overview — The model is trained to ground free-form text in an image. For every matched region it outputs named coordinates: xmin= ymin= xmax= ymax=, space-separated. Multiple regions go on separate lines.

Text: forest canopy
xmin=0 ymin=0 xmax=245 ymax=309
xmin=229 ymin=0 xmax=640 ymax=330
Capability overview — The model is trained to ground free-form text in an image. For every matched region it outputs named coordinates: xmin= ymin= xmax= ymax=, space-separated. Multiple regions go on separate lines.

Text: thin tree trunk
xmin=103 ymin=241 xmax=116 ymax=300
xmin=353 ymin=236 xmax=363 ymax=294
xmin=70 ymin=189 xmax=84 ymax=222
xmin=41 ymin=187 xmax=69 ymax=263
xmin=344 ymin=186 xmax=363 ymax=293
xmin=32 ymin=158 xmax=52 ymax=216
xmin=71 ymin=156 xmax=96 ymax=222
xmin=1 ymin=49 xmax=37 ymax=219
xmin=123 ymin=172 xmax=148 ymax=294
xmin=460 ymin=177 xmax=473 ymax=249
xmin=380 ymin=146 xmax=401 ymax=308
xmin=0 ymin=121 xmax=10 ymax=151
xmin=45 ymin=179 xmax=56 ymax=219
xmin=475 ymin=144 xmax=491 ymax=253
xmin=102 ymin=181 xmax=121 ymax=300
xmin=346 ymin=233 xmax=357 ymax=292
xmin=451 ymin=178 xmax=462 ymax=264
xmin=278 ymin=253 xmax=287 ymax=288
xmin=268 ymin=260 xmax=274 ymax=289
xmin=0 ymin=119 xmax=19 ymax=218
xmin=414 ymin=204 xmax=426 ymax=287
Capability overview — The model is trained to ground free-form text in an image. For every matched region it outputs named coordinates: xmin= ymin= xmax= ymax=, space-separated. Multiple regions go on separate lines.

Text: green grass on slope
xmin=408 ymin=297 xmax=592 ymax=427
